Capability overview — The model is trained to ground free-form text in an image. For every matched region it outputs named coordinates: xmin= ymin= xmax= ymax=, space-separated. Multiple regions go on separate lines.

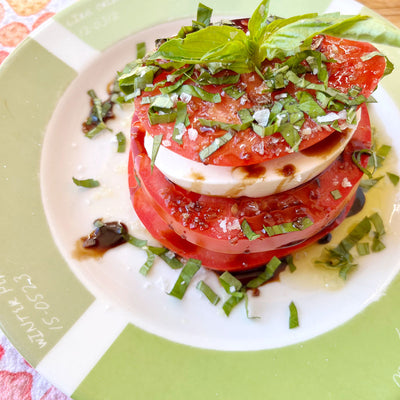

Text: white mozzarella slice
xmin=144 ymin=117 xmax=359 ymax=198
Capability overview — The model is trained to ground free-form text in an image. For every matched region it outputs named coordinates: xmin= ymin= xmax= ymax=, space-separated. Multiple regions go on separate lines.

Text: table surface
xmin=0 ymin=1 xmax=399 ymax=400
xmin=360 ymin=0 xmax=400 ymax=26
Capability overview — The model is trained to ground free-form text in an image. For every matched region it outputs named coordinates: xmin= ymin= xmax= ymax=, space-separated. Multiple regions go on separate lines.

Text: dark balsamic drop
xmin=346 ymin=187 xmax=366 ymax=218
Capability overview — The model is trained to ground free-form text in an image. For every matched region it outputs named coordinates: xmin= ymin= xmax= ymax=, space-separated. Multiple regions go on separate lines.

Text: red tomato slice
xmin=130 ymin=178 xmax=355 ymax=271
xmin=130 ymin=104 xmax=371 ymax=256
xmin=135 ymin=34 xmax=384 ymax=167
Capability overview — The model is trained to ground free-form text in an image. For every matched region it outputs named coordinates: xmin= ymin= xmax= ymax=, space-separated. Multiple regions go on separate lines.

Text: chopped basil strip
xmin=370 ymin=212 xmax=385 ymax=237
xmin=330 ymin=189 xmax=342 ymax=200
xmin=199 ymin=118 xmax=250 ymax=132
xmin=172 ymin=101 xmax=189 ymax=143
xmin=136 ymin=42 xmax=146 ymax=59
xmin=85 ymin=122 xmax=111 ymax=139
xmin=224 ymin=85 xmax=245 ymax=99
xmin=360 ymin=176 xmax=383 ymax=191
xmin=196 ymin=2 xmax=213 ymax=27
xmin=238 ymin=108 xmax=254 ymax=124
xmin=196 ymin=281 xmax=220 ymax=305
xmin=264 ymin=217 xmax=313 ymax=237
xmin=148 ymin=108 xmax=177 ymax=125
xmin=356 ymin=242 xmax=370 ymax=256
xmin=126 ymin=234 xmax=148 ymax=248
xmin=289 ymin=301 xmax=299 ymax=329
xmin=169 ymin=258 xmax=201 ymax=299
xmin=199 ymin=130 xmax=235 ymax=162
xmin=197 ymin=71 xmax=240 ymax=85
xmin=372 ymin=236 xmax=386 ymax=252
xmin=116 ymin=132 xmax=126 ymax=153
xmin=296 ymin=91 xmax=326 ymax=118
xmin=247 ymin=256 xmax=282 ymax=288
xmin=279 ymin=123 xmax=301 ymax=150
xmin=177 ymin=85 xmax=221 ymax=103
xmin=352 ymin=149 xmax=377 ymax=178
xmin=219 ymin=271 xmax=242 ymax=294
xmin=139 ymin=248 xmax=156 ymax=276
xmin=222 ymin=291 xmax=245 ymax=316
xmin=286 ymin=254 xmax=297 ymax=273
xmin=151 ymin=134 xmax=163 ymax=171
xmin=72 ymin=177 xmax=100 ymax=188
xmin=159 ymin=253 xmax=183 ymax=269
xmin=387 ymin=172 xmax=400 ymax=186
xmin=241 ymin=219 xmax=261 ymax=240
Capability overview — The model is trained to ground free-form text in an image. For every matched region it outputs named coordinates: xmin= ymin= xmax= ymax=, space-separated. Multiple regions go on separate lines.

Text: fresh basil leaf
xmin=248 ymin=0 xmax=271 ymax=43
xmin=116 ymin=132 xmax=126 ymax=153
xmin=246 ymin=256 xmax=282 ymax=288
xmin=72 ymin=177 xmax=100 ymax=188
xmin=173 ymin=101 xmax=189 ymax=143
xmin=197 ymin=70 xmax=240 ymax=85
xmin=296 ymin=91 xmax=326 ymax=118
xmin=148 ymin=108 xmax=177 ymax=125
xmin=199 ymin=130 xmax=235 ymax=161
xmin=219 ymin=271 xmax=242 ymax=294
xmin=136 ymin=42 xmax=146 ymax=59
xmin=222 ymin=291 xmax=245 ymax=316
xmin=196 ymin=280 xmax=220 ymax=305
xmin=151 ymin=134 xmax=163 ymax=171
xmin=196 ymin=3 xmax=213 ymax=27
xmin=168 ymin=258 xmax=201 ymax=299
xmin=149 ymin=26 xmax=253 ymax=73
xmin=139 ymin=248 xmax=156 ymax=276
xmin=241 ymin=219 xmax=261 ymax=240
xmin=85 ymin=122 xmax=112 ymax=139
xmin=177 ymin=85 xmax=221 ymax=103
xmin=289 ymin=301 xmax=299 ymax=329
xmin=387 ymin=172 xmax=400 ymax=186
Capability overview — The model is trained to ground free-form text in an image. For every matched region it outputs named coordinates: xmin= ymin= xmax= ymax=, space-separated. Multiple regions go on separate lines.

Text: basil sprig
xmin=149 ymin=0 xmax=400 ymax=73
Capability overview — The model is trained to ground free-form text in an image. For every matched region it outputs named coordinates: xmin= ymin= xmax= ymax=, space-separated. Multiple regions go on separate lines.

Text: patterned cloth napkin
xmin=1 ymin=1 xmax=76 ymax=398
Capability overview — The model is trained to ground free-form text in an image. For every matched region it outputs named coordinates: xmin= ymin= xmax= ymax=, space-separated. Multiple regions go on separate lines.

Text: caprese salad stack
xmin=122 ymin=0 xmax=397 ymax=272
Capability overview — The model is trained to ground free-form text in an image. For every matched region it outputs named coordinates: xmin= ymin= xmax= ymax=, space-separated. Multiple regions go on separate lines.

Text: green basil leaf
xmin=222 ymin=292 xmax=245 ymax=316
xmin=289 ymin=301 xmax=299 ymax=329
xmin=177 ymin=84 xmax=221 ymax=103
xmin=139 ymin=248 xmax=156 ymax=276
xmin=356 ymin=242 xmax=370 ymax=256
xmin=246 ymin=256 xmax=282 ymax=288
xmin=149 ymin=26 xmax=253 ymax=73
xmin=168 ymin=258 xmax=201 ymax=299
xmin=85 ymin=122 xmax=112 ymax=139
xmin=296 ymin=91 xmax=326 ymax=118
xmin=151 ymin=134 xmax=163 ymax=171
xmin=196 ymin=3 xmax=213 ymax=27
xmin=196 ymin=280 xmax=220 ymax=305
xmin=387 ymin=172 xmax=400 ymax=186
xmin=241 ymin=219 xmax=261 ymax=240
xmin=197 ymin=70 xmax=240 ymax=85
xmin=219 ymin=271 xmax=243 ymax=294
xmin=116 ymin=132 xmax=126 ymax=153
xmin=248 ymin=0 xmax=271 ymax=43
xmin=173 ymin=101 xmax=189 ymax=144
xmin=148 ymin=108 xmax=177 ymax=125
xmin=72 ymin=177 xmax=100 ymax=188
xmin=136 ymin=42 xmax=146 ymax=59
xmin=199 ymin=130 xmax=235 ymax=162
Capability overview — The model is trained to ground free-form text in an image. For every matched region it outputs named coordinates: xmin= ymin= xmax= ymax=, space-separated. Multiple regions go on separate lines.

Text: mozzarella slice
xmin=145 ymin=117 xmax=359 ymax=198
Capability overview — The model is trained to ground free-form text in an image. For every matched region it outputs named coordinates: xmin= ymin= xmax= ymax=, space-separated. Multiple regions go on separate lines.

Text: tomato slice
xmin=135 ymin=34 xmax=384 ymax=166
xmin=130 ymin=178 xmax=355 ymax=271
xmin=130 ymin=104 xmax=371 ymax=256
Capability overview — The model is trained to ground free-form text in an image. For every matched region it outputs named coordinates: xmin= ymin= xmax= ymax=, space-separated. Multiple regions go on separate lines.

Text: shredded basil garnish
xmin=241 ymin=220 xmax=261 ymax=240
xmin=116 ymin=132 xmax=126 ymax=153
xmin=72 ymin=177 xmax=100 ymax=188
xmin=199 ymin=130 xmax=235 ymax=162
xmin=139 ymin=248 xmax=156 ymax=276
xmin=387 ymin=172 xmax=400 ymax=186
xmin=247 ymin=256 xmax=282 ymax=289
xmin=151 ymin=134 xmax=163 ymax=171
xmin=289 ymin=301 xmax=299 ymax=329
xmin=222 ymin=292 xmax=245 ymax=316
xmin=136 ymin=42 xmax=146 ymax=59
xmin=264 ymin=217 xmax=313 ymax=237
xmin=196 ymin=280 xmax=220 ymax=305
xmin=219 ymin=271 xmax=242 ymax=294
xmin=172 ymin=101 xmax=189 ymax=143
xmin=169 ymin=258 xmax=201 ymax=299
xmin=330 ymin=189 xmax=342 ymax=200
xmin=286 ymin=255 xmax=297 ymax=273
xmin=356 ymin=242 xmax=370 ymax=256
